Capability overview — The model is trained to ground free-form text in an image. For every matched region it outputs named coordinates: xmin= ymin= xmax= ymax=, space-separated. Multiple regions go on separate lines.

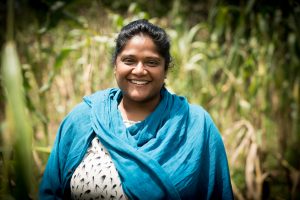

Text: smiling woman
xmin=115 ymin=34 xmax=166 ymax=121
xmin=39 ymin=19 xmax=234 ymax=200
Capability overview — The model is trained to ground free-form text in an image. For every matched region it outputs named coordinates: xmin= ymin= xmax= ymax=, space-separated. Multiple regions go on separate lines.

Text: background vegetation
xmin=0 ymin=0 xmax=299 ymax=199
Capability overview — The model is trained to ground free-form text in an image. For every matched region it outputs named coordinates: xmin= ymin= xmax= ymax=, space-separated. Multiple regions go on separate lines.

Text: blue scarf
xmin=84 ymin=88 xmax=233 ymax=199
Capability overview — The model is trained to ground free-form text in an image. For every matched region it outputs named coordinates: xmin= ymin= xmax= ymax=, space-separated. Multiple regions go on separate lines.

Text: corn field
xmin=0 ymin=0 xmax=299 ymax=199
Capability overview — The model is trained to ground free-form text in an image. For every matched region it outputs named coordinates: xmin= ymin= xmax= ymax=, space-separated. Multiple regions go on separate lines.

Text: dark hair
xmin=112 ymin=19 xmax=172 ymax=71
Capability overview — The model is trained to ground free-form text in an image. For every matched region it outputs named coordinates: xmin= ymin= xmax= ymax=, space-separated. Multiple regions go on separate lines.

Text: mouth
xmin=128 ymin=79 xmax=150 ymax=85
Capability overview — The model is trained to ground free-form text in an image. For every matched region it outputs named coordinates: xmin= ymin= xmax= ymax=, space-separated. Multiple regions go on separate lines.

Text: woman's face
xmin=114 ymin=34 xmax=166 ymax=104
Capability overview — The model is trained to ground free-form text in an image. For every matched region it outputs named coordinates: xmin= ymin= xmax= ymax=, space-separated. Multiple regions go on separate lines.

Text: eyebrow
xmin=120 ymin=54 xmax=161 ymax=60
xmin=120 ymin=54 xmax=135 ymax=58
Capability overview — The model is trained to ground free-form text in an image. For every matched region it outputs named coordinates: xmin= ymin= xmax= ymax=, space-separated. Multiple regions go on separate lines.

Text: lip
xmin=128 ymin=79 xmax=151 ymax=85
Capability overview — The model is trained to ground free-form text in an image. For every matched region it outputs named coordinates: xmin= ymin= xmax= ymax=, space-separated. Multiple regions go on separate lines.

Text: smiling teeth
xmin=130 ymin=80 xmax=149 ymax=85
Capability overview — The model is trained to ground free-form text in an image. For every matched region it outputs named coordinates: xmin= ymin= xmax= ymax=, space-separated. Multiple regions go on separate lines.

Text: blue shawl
xmin=39 ymin=88 xmax=233 ymax=199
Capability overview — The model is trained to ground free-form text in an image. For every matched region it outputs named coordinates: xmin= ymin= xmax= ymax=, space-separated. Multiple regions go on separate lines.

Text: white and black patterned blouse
xmin=70 ymin=137 xmax=126 ymax=200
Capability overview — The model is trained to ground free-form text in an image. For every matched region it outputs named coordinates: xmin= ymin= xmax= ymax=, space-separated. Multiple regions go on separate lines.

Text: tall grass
xmin=1 ymin=1 xmax=34 ymax=199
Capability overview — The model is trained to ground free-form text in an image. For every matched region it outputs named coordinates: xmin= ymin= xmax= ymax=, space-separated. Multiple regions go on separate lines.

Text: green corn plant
xmin=1 ymin=41 xmax=34 ymax=199
xmin=1 ymin=0 xmax=34 ymax=198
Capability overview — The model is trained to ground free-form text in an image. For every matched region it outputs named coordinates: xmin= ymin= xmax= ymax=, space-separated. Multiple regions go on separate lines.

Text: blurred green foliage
xmin=0 ymin=0 xmax=299 ymax=199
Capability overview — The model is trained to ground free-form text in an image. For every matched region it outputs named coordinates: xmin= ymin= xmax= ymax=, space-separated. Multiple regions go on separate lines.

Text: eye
xmin=122 ymin=57 xmax=136 ymax=65
xmin=145 ymin=60 xmax=160 ymax=67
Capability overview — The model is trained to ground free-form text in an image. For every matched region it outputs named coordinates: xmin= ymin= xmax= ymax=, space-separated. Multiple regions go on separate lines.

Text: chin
xmin=125 ymin=92 xmax=158 ymax=103
xmin=128 ymin=95 xmax=149 ymax=102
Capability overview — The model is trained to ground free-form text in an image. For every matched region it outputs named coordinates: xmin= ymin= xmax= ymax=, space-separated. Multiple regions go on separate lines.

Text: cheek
xmin=156 ymin=69 xmax=166 ymax=80
xmin=114 ymin=68 xmax=128 ymax=83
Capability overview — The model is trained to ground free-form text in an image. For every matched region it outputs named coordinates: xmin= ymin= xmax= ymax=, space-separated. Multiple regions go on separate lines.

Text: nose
xmin=132 ymin=62 xmax=146 ymax=75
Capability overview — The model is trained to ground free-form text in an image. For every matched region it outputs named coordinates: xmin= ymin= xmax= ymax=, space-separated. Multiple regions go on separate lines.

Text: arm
xmin=206 ymin=113 xmax=234 ymax=200
xmin=39 ymin=117 xmax=72 ymax=200
xmin=39 ymin=102 xmax=92 ymax=200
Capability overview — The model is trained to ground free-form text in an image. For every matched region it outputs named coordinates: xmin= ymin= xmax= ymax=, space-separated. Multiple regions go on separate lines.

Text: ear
xmin=114 ymin=65 xmax=117 ymax=75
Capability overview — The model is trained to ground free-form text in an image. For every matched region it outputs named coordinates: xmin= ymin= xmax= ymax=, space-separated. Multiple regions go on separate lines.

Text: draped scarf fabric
xmin=84 ymin=88 xmax=193 ymax=199
xmin=39 ymin=87 xmax=233 ymax=200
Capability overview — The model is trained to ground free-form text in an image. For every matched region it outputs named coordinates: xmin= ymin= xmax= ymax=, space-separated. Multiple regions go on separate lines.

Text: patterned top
xmin=123 ymin=119 xmax=140 ymax=128
xmin=70 ymin=137 xmax=126 ymax=200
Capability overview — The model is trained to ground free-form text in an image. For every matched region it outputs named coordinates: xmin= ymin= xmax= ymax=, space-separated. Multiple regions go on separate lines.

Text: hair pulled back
xmin=112 ymin=19 xmax=172 ymax=71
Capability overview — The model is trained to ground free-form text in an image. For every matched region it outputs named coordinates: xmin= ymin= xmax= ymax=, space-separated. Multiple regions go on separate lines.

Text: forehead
xmin=119 ymin=34 xmax=160 ymax=57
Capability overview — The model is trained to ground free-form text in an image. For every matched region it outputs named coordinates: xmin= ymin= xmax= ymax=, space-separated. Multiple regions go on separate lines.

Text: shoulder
xmin=83 ymin=88 xmax=118 ymax=105
xmin=188 ymin=104 xmax=212 ymax=124
xmin=53 ymin=102 xmax=91 ymax=146
xmin=56 ymin=89 xmax=110 ymax=139
xmin=188 ymin=104 xmax=223 ymax=141
xmin=66 ymin=102 xmax=91 ymax=121
xmin=66 ymin=88 xmax=116 ymax=123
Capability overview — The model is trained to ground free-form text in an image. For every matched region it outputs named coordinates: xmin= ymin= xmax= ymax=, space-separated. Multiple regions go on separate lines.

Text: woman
xmin=39 ymin=19 xmax=233 ymax=200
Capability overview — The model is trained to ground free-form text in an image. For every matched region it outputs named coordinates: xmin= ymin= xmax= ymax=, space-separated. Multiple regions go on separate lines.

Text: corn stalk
xmin=1 ymin=0 xmax=34 ymax=198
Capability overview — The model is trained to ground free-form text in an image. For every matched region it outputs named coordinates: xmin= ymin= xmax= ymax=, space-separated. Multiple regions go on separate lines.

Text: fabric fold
xmin=86 ymin=88 xmax=183 ymax=199
xmin=81 ymin=87 xmax=233 ymax=200
xmin=39 ymin=87 xmax=233 ymax=200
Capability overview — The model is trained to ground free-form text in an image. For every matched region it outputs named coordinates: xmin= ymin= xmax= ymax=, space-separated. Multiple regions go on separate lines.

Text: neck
xmin=119 ymin=95 xmax=161 ymax=122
